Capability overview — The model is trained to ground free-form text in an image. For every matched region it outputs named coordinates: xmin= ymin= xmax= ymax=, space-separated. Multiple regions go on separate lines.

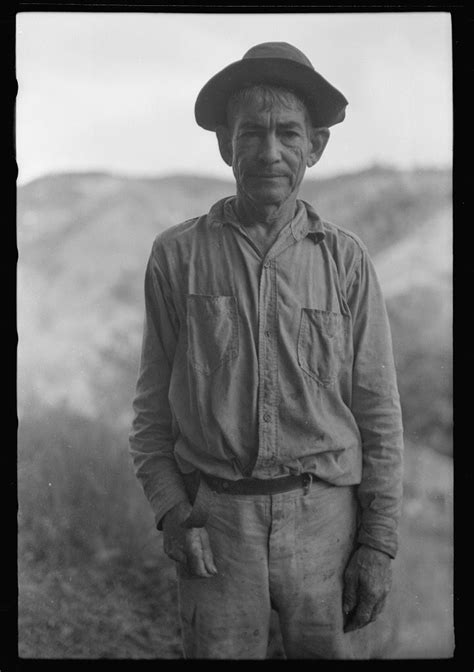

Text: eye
xmin=282 ymin=130 xmax=299 ymax=139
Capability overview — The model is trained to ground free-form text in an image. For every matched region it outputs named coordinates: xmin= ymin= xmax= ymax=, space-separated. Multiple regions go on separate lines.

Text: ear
xmin=306 ymin=128 xmax=330 ymax=168
xmin=216 ymin=125 xmax=233 ymax=167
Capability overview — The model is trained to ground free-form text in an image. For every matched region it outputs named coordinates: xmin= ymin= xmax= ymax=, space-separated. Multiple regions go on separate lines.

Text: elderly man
xmin=130 ymin=42 xmax=403 ymax=659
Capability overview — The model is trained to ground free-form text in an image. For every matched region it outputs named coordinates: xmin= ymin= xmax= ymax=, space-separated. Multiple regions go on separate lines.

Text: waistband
xmin=180 ymin=471 xmax=315 ymax=529
xmin=202 ymin=472 xmax=314 ymax=496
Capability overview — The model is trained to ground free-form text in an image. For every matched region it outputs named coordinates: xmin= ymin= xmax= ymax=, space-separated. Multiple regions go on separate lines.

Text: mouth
xmin=250 ymin=174 xmax=286 ymax=179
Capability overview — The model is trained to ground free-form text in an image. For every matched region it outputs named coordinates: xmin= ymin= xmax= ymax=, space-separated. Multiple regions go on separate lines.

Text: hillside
xmin=17 ymin=166 xmax=453 ymax=660
xmin=17 ymin=166 xmax=452 ymax=452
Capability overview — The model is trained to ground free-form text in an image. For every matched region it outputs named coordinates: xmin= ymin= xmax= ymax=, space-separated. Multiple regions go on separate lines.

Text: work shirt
xmin=129 ymin=196 xmax=404 ymax=558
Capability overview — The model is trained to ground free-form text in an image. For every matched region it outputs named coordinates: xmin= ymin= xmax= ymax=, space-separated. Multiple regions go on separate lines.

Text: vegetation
xmin=18 ymin=404 xmax=453 ymax=659
xmin=17 ymin=166 xmax=453 ymax=658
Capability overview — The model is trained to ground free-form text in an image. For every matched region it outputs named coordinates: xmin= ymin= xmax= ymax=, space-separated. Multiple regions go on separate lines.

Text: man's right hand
xmin=162 ymin=501 xmax=218 ymax=578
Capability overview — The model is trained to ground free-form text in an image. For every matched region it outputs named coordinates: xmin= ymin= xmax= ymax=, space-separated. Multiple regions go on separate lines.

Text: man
xmin=129 ymin=42 xmax=403 ymax=659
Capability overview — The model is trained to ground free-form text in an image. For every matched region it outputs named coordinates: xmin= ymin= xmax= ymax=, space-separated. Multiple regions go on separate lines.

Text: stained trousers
xmin=176 ymin=478 xmax=369 ymax=659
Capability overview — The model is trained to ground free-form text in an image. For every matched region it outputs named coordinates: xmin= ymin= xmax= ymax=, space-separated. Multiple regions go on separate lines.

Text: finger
xmin=342 ymin=571 xmax=358 ymax=616
xmin=369 ymin=596 xmax=387 ymax=624
xmin=200 ymin=530 xmax=218 ymax=575
xmin=165 ymin=545 xmax=188 ymax=565
xmin=344 ymin=596 xmax=376 ymax=633
xmin=186 ymin=532 xmax=214 ymax=578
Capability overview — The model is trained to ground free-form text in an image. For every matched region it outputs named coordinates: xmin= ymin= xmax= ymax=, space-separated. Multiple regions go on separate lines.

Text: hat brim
xmin=195 ymin=57 xmax=348 ymax=131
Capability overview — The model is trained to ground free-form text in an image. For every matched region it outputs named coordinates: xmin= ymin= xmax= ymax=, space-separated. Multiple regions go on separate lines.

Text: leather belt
xmin=180 ymin=471 xmax=314 ymax=529
xmin=202 ymin=472 xmax=314 ymax=496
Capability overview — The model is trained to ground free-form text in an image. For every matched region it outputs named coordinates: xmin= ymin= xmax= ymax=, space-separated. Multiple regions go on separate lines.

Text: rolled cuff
xmin=356 ymin=521 xmax=398 ymax=559
xmin=150 ymin=487 xmax=190 ymax=531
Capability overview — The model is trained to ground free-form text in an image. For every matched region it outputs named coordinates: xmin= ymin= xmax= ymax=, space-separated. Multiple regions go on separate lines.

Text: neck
xmin=235 ymin=191 xmax=298 ymax=232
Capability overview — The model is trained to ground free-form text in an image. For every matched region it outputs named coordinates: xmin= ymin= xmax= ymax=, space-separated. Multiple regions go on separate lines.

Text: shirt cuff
xmin=357 ymin=517 xmax=399 ymax=559
xmin=150 ymin=488 xmax=190 ymax=531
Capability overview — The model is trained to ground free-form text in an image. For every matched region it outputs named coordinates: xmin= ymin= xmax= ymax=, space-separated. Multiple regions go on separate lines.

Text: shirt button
xmin=263 ymin=412 xmax=271 ymax=422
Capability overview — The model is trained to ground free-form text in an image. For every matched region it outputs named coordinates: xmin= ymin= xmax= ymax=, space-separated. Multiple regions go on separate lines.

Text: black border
xmin=6 ymin=3 xmax=470 ymax=669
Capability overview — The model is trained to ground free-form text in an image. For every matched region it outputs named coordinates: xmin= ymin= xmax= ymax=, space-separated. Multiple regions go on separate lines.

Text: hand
xmin=342 ymin=544 xmax=392 ymax=633
xmin=162 ymin=501 xmax=218 ymax=578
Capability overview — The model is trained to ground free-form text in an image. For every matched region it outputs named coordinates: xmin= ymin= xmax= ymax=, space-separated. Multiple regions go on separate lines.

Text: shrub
xmin=18 ymin=403 xmax=156 ymax=568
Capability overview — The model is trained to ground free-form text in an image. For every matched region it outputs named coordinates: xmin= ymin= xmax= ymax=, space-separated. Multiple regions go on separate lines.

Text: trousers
xmin=176 ymin=478 xmax=370 ymax=659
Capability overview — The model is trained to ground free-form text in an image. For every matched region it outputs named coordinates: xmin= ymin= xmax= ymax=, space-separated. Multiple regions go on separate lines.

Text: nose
xmin=257 ymin=132 xmax=280 ymax=164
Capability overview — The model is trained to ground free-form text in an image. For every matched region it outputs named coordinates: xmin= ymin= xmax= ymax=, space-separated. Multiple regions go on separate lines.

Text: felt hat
xmin=195 ymin=41 xmax=348 ymax=131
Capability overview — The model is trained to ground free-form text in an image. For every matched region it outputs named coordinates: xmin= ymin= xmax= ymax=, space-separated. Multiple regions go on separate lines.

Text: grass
xmin=18 ymin=406 xmax=453 ymax=659
xmin=19 ymin=552 xmax=182 ymax=659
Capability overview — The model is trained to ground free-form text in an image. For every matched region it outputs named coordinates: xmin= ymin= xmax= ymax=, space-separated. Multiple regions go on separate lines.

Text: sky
xmin=16 ymin=12 xmax=452 ymax=185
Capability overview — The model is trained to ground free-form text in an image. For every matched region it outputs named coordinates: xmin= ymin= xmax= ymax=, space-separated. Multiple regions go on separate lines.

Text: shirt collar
xmin=291 ymin=200 xmax=325 ymax=244
xmin=209 ymin=196 xmax=325 ymax=245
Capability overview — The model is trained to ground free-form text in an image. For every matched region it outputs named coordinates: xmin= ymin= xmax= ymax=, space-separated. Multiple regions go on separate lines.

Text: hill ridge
xmin=17 ymin=166 xmax=452 ymax=453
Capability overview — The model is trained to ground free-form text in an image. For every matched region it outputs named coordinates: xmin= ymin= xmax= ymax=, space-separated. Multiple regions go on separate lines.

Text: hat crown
xmin=242 ymin=42 xmax=314 ymax=70
xmin=195 ymin=42 xmax=348 ymax=131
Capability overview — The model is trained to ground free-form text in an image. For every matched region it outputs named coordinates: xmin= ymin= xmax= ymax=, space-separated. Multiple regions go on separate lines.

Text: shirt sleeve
xmin=346 ymin=245 xmax=404 ymax=559
xmin=129 ymin=240 xmax=189 ymax=530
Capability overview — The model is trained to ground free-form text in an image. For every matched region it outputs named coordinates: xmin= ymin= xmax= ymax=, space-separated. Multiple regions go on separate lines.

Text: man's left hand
xmin=342 ymin=544 xmax=392 ymax=633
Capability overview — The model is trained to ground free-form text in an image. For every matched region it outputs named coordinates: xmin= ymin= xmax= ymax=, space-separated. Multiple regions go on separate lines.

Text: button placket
xmin=255 ymin=255 xmax=279 ymax=471
xmin=253 ymin=229 xmax=302 ymax=473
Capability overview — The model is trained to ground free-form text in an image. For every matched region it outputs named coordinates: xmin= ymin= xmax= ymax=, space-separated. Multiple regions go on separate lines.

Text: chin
xmin=246 ymin=185 xmax=289 ymax=205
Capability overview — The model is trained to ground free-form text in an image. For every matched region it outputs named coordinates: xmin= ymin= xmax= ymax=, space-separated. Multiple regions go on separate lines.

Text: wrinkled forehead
xmin=228 ymin=88 xmax=310 ymax=128
xmin=233 ymin=105 xmax=309 ymax=129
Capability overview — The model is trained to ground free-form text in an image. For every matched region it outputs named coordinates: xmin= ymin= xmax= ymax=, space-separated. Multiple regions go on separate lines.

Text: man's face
xmin=226 ymin=94 xmax=315 ymax=207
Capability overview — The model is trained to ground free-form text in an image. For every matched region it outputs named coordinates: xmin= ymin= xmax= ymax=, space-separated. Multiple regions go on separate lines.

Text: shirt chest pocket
xmin=186 ymin=295 xmax=239 ymax=375
xmin=297 ymin=308 xmax=350 ymax=387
